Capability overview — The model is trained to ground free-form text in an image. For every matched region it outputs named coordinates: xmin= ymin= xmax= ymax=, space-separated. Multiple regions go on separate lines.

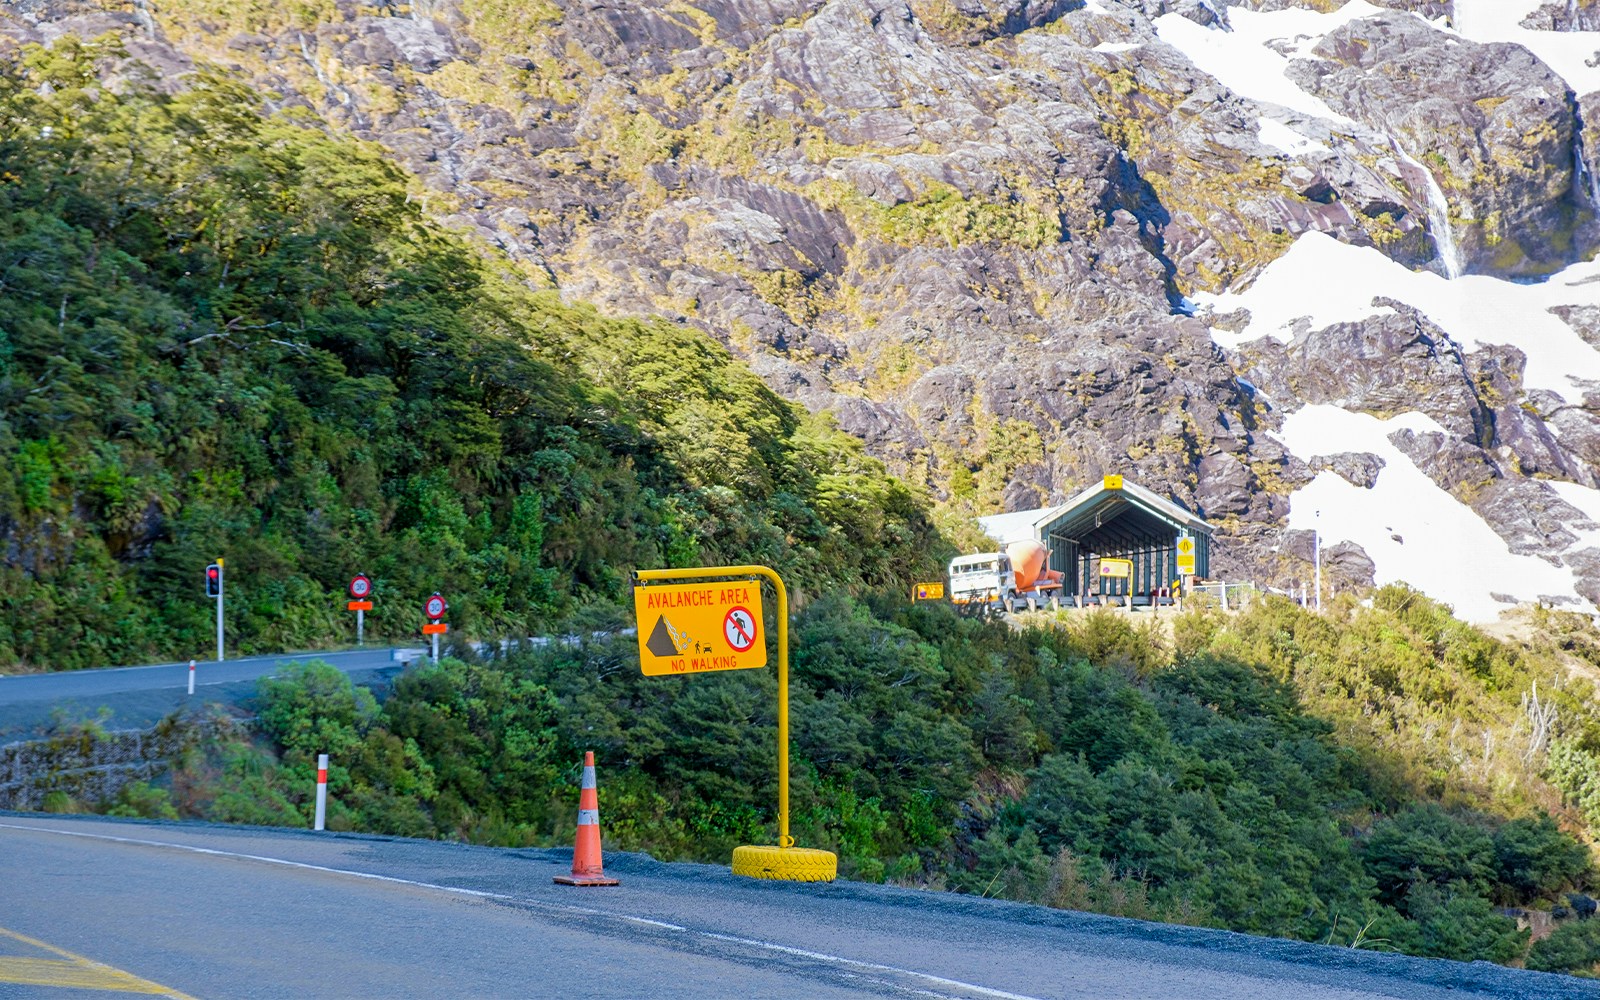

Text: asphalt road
xmin=0 ymin=815 xmax=1592 ymax=1000
xmin=0 ymin=648 xmax=424 ymax=740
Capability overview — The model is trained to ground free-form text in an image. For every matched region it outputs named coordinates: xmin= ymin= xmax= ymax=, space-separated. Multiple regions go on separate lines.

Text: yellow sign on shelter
xmin=1176 ymin=534 xmax=1196 ymax=575
xmin=1099 ymin=558 xmax=1133 ymax=579
xmin=634 ymin=579 xmax=766 ymax=675
xmin=913 ymin=582 xmax=944 ymax=601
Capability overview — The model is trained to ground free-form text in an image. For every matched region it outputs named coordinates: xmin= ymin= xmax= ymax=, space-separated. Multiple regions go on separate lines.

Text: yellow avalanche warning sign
xmin=634 ymin=579 xmax=766 ymax=676
xmin=1176 ymin=534 xmax=1196 ymax=575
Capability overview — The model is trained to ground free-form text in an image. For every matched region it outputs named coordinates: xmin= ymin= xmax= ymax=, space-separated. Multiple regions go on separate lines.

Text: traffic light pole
xmin=215 ymin=558 xmax=225 ymax=662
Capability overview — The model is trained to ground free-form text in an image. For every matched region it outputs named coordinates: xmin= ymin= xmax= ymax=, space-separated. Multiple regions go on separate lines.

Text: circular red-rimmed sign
xmin=723 ymin=606 xmax=757 ymax=653
xmin=349 ymin=574 xmax=372 ymax=600
xmin=424 ymin=593 xmax=447 ymax=620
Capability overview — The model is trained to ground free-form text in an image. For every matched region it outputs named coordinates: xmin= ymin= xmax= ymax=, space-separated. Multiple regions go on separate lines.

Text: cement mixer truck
xmin=949 ymin=539 xmax=1064 ymax=612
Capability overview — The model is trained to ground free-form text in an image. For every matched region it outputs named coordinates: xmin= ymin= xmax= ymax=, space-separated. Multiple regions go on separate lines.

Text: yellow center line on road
xmin=0 ymin=927 xmax=198 ymax=998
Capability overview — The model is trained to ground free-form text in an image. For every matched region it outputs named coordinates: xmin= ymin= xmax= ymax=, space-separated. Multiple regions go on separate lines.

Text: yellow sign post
xmin=632 ymin=565 xmax=836 ymax=883
xmin=912 ymin=582 xmax=944 ymax=602
xmin=1099 ymin=558 xmax=1133 ymax=578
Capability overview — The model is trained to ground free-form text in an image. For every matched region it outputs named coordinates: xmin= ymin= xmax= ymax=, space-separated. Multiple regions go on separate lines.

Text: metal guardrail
xmin=1184 ymin=581 xmax=1258 ymax=611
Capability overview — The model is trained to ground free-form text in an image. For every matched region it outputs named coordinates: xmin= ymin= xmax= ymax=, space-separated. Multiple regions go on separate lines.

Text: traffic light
xmin=205 ymin=563 xmax=222 ymax=598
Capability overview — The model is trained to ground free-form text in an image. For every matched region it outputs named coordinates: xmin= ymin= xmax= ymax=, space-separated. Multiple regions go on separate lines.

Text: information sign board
xmin=913 ymin=582 xmax=945 ymax=601
xmin=1099 ymin=558 xmax=1133 ymax=579
xmin=1176 ymin=534 xmax=1196 ymax=576
xmin=634 ymin=579 xmax=766 ymax=675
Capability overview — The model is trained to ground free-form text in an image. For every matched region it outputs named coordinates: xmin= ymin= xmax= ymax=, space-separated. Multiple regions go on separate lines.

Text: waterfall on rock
xmin=1396 ymin=146 xmax=1464 ymax=279
xmin=1577 ymin=130 xmax=1600 ymax=212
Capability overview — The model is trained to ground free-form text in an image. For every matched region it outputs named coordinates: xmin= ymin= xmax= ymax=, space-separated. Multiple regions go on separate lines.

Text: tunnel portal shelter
xmin=978 ymin=476 xmax=1214 ymax=607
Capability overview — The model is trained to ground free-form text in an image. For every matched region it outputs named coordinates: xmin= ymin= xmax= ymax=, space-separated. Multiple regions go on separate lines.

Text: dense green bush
xmin=1492 ymin=816 xmax=1593 ymax=902
xmin=1362 ymin=805 xmax=1497 ymax=906
xmin=0 ymin=37 xmax=944 ymax=670
xmin=1528 ymin=918 xmax=1600 ymax=975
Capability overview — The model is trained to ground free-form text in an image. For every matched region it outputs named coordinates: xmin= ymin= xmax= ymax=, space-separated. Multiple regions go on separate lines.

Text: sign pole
xmin=187 ymin=659 xmax=195 ymax=696
xmin=634 ymin=564 xmax=805 ymax=861
xmin=215 ymin=558 xmax=224 ymax=662
xmin=421 ymin=593 xmax=448 ymax=664
xmin=1314 ymin=510 xmax=1323 ymax=614
xmin=348 ymin=575 xmax=374 ymax=646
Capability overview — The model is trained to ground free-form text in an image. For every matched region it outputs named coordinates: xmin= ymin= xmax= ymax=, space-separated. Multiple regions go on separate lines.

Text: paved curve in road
xmin=0 ymin=815 xmax=1591 ymax=1000
xmin=0 ymin=648 xmax=423 ymax=739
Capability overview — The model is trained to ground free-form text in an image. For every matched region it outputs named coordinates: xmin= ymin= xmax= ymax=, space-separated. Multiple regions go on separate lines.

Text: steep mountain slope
xmin=0 ymin=39 xmax=940 ymax=668
xmin=5 ymin=0 xmax=1600 ymax=618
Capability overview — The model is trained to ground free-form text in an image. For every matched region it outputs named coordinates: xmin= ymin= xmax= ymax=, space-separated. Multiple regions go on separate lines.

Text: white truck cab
xmin=948 ymin=552 xmax=1015 ymax=608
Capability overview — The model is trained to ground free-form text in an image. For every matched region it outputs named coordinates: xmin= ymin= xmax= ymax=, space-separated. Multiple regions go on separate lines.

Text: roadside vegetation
xmin=0 ymin=37 xmax=941 ymax=671
xmin=51 ymin=590 xmax=1600 ymax=976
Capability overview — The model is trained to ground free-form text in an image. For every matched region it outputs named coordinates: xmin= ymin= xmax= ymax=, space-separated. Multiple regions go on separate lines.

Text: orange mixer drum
xmin=1006 ymin=539 xmax=1050 ymax=590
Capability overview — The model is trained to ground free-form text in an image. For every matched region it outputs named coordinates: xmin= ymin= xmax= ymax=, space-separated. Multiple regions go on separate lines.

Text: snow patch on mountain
xmin=1278 ymin=405 xmax=1589 ymax=621
xmin=1256 ymin=117 xmax=1327 ymax=156
xmin=1196 ymin=231 xmax=1600 ymax=404
xmin=1453 ymin=0 xmax=1600 ymax=95
xmin=1151 ymin=2 xmax=1385 ymax=123
xmin=1546 ymin=481 xmax=1600 ymax=556
xmin=1196 ymin=229 xmax=1600 ymax=619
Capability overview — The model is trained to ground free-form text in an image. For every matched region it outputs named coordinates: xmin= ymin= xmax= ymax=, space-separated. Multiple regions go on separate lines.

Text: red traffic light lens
xmin=207 ymin=568 xmax=219 ymax=580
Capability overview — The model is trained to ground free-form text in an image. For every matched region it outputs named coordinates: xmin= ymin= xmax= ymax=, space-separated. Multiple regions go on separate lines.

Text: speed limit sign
xmin=424 ymin=593 xmax=447 ymax=620
xmin=349 ymin=574 xmax=372 ymax=600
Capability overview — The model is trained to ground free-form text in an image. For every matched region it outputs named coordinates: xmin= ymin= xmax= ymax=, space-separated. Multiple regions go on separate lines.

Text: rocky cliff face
xmin=6 ymin=0 xmax=1600 ymax=618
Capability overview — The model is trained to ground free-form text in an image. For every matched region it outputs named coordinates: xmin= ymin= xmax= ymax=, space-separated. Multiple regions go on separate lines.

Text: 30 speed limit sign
xmin=424 ymin=593 xmax=447 ymax=620
xmin=349 ymin=574 xmax=372 ymax=600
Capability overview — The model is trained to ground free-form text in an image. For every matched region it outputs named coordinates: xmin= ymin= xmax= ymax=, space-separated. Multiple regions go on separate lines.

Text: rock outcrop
xmin=1288 ymin=12 xmax=1589 ymax=278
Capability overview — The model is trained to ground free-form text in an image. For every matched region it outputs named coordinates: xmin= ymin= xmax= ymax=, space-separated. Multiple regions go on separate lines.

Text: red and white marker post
xmin=187 ymin=659 xmax=195 ymax=696
xmin=314 ymin=753 xmax=328 ymax=831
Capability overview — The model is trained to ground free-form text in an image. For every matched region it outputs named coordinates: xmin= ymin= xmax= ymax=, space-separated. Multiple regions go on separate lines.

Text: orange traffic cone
xmin=553 ymin=751 xmax=620 ymax=886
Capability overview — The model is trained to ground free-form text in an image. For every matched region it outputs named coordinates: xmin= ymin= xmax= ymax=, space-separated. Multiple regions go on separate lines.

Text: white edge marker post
xmin=314 ymin=753 xmax=328 ymax=831
xmin=187 ymin=659 xmax=195 ymax=696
